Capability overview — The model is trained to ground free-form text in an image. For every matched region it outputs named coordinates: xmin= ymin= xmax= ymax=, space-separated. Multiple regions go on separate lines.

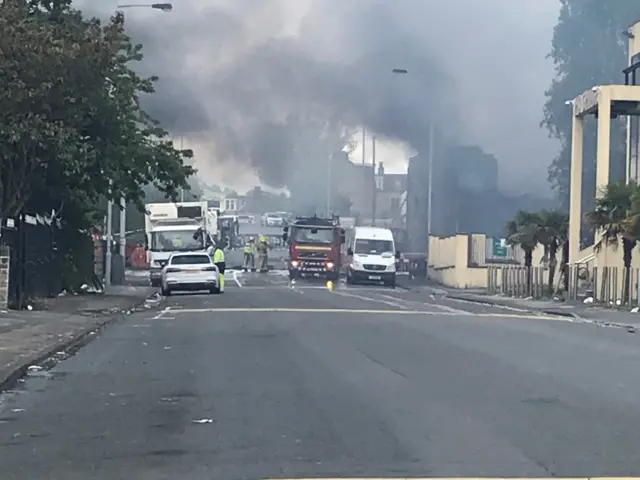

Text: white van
xmin=346 ymin=226 xmax=399 ymax=287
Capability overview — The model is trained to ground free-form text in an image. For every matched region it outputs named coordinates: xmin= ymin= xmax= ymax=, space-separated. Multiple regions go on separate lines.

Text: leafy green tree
xmin=0 ymin=1 xmax=195 ymax=289
xmin=542 ymin=1 xmax=637 ymax=208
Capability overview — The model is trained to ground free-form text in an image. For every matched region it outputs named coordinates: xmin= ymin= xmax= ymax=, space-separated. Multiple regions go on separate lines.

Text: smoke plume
xmin=80 ymin=0 xmax=559 ymax=194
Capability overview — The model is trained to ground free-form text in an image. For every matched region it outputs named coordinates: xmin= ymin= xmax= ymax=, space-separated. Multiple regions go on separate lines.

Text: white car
xmin=160 ymin=252 xmax=220 ymax=296
xmin=262 ymin=212 xmax=284 ymax=226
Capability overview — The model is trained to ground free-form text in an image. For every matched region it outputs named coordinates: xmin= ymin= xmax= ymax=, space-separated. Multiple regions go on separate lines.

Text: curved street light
xmin=117 ymin=3 xmax=172 ymax=11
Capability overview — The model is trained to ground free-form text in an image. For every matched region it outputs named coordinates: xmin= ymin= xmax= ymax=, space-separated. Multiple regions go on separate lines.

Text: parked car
xmin=261 ymin=212 xmax=285 ymax=226
xmin=161 ymin=252 xmax=220 ymax=296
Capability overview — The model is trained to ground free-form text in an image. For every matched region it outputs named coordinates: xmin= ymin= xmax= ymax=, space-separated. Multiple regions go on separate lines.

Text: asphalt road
xmin=2 ymin=272 xmax=640 ymax=478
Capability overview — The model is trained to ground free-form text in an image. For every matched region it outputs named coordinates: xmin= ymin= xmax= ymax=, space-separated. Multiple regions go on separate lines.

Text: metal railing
xmin=1 ymin=213 xmax=95 ymax=309
xmin=1 ymin=213 xmax=63 ymax=308
xmin=487 ymin=265 xmax=548 ymax=298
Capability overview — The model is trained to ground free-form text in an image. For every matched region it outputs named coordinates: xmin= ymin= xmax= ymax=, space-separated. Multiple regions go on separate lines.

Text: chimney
xmin=377 ymin=162 xmax=384 ymax=176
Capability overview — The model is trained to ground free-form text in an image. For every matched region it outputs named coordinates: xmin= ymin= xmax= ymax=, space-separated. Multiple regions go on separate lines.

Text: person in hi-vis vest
xmin=212 ymin=240 xmax=226 ymax=293
xmin=243 ymin=237 xmax=256 ymax=271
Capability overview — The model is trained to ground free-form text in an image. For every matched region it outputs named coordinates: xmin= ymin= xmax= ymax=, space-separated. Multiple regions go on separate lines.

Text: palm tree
xmin=585 ymin=181 xmax=640 ymax=302
xmin=535 ymin=209 xmax=569 ymax=293
xmin=505 ymin=210 xmax=540 ymax=267
xmin=505 ymin=210 xmax=540 ymax=296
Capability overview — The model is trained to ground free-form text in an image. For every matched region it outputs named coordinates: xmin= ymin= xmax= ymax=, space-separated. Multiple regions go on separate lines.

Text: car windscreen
xmin=354 ymin=239 xmax=393 ymax=254
xmin=150 ymin=230 xmax=203 ymax=252
xmin=292 ymin=226 xmax=334 ymax=244
xmin=170 ymin=255 xmax=212 ymax=265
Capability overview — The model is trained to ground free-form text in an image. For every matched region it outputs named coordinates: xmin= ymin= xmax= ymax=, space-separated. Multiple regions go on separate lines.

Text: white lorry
xmin=145 ymin=201 xmax=218 ymax=286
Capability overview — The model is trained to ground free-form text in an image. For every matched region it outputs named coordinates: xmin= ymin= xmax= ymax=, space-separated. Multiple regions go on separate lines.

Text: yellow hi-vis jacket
xmin=213 ymin=248 xmax=225 ymax=263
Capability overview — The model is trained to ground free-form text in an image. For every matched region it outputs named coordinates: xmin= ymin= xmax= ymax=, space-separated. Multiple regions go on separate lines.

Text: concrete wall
xmin=427 ymin=233 xmax=551 ymax=289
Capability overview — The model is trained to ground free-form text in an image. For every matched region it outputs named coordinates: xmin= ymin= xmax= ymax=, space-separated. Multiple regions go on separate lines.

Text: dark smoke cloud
xmin=78 ymin=0 xmax=558 ymax=194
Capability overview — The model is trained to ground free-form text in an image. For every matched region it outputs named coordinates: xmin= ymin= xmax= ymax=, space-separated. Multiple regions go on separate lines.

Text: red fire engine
xmin=282 ymin=215 xmax=345 ymax=281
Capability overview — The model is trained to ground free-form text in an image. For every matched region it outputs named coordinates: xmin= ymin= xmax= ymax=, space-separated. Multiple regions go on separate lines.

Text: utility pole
xmin=105 ymin=196 xmax=113 ymax=287
xmin=361 ymin=127 xmax=366 ymax=164
xmin=372 ymin=135 xmax=377 ymax=225
xmin=427 ymin=120 xmax=434 ymax=240
xmin=180 ymin=136 xmax=185 ymax=202
xmin=326 ymin=153 xmax=332 ymax=217
xmin=118 ymin=196 xmax=126 ymax=274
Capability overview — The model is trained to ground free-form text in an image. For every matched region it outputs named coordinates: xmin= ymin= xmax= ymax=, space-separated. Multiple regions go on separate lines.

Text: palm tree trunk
xmin=524 ymin=247 xmax=533 ymax=296
xmin=622 ymin=238 xmax=635 ymax=303
xmin=524 ymin=248 xmax=533 ymax=268
xmin=548 ymin=242 xmax=558 ymax=294
xmin=562 ymin=240 xmax=569 ymax=294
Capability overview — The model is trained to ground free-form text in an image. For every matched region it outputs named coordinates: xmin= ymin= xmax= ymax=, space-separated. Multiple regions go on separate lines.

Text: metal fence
xmin=486 ymin=265 xmax=548 ymax=298
xmin=0 ymin=213 xmax=63 ymax=308
xmin=565 ymin=265 xmax=640 ymax=305
xmin=397 ymin=253 xmax=427 ymax=277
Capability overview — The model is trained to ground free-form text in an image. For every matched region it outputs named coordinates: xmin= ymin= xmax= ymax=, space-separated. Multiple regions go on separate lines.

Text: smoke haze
xmin=78 ymin=0 xmax=559 ymax=194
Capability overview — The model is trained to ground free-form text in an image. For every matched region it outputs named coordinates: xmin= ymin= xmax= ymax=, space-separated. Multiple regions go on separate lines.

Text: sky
xmin=79 ymin=0 xmax=561 ymax=196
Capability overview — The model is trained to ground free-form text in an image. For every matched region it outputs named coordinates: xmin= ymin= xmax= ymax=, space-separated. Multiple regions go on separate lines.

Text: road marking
xmin=155 ymin=307 xmax=566 ymax=321
xmin=264 ymin=478 xmax=639 ymax=480
xmin=164 ymin=307 xmax=427 ymax=314
xmin=151 ymin=306 xmax=171 ymax=320
xmin=232 ymin=270 xmax=243 ymax=287
xmin=372 ymin=292 xmax=469 ymax=314
xmin=331 ymin=290 xmax=411 ymax=309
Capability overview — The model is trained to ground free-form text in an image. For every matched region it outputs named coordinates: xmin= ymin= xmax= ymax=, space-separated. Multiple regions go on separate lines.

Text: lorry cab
xmin=145 ymin=201 xmax=218 ymax=287
xmin=346 ymin=226 xmax=400 ymax=287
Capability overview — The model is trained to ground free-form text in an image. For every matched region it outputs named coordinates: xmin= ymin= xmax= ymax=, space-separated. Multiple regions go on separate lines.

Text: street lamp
xmin=117 ymin=3 xmax=173 ymax=11
xmin=104 ymin=2 xmax=173 ymax=288
xmin=391 ymin=67 xmax=434 ymax=246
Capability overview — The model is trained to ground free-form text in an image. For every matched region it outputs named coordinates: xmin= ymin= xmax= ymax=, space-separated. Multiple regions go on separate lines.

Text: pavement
xmin=0 ymin=284 xmax=158 ymax=393
xmin=4 ymin=271 xmax=640 ymax=477
xmin=429 ymin=286 xmax=640 ymax=330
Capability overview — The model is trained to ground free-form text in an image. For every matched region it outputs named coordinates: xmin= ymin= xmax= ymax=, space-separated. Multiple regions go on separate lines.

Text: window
xmin=224 ymin=198 xmax=237 ymax=211
xmin=354 ymin=239 xmax=393 ymax=254
xmin=171 ymin=254 xmax=212 ymax=265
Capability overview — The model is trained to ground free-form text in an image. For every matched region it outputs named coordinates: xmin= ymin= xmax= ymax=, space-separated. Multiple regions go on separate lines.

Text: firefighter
xmin=212 ymin=240 xmax=226 ymax=293
xmin=243 ymin=237 xmax=256 ymax=272
xmin=257 ymin=234 xmax=269 ymax=272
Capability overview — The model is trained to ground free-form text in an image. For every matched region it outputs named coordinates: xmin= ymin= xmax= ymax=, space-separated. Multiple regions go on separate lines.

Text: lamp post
xmin=391 ymin=68 xmax=434 ymax=241
xmin=371 ymin=135 xmax=377 ymax=225
xmin=104 ymin=2 xmax=173 ymax=287
xmin=117 ymin=3 xmax=173 ymax=11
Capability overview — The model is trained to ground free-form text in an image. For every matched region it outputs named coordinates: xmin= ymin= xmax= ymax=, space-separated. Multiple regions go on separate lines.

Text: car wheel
xmin=209 ymin=286 xmax=221 ymax=294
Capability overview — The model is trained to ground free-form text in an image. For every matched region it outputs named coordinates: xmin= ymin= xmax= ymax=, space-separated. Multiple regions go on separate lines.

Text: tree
xmin=505 ymin=210 xmax=540 ymax=268
xmin=542 ymin=1 xmax=638 ymax=209
xmin=585 ymin=181 xmax=640 ymax=302
xmin=535 ymin=209 xmax=569 ymax=293
xmin=0 ymin=1 xmax=195 ymax=288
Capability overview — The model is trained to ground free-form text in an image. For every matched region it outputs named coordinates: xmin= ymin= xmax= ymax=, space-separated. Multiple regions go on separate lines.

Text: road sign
xmin=492 ymin=238 xmax=508 ymax=257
